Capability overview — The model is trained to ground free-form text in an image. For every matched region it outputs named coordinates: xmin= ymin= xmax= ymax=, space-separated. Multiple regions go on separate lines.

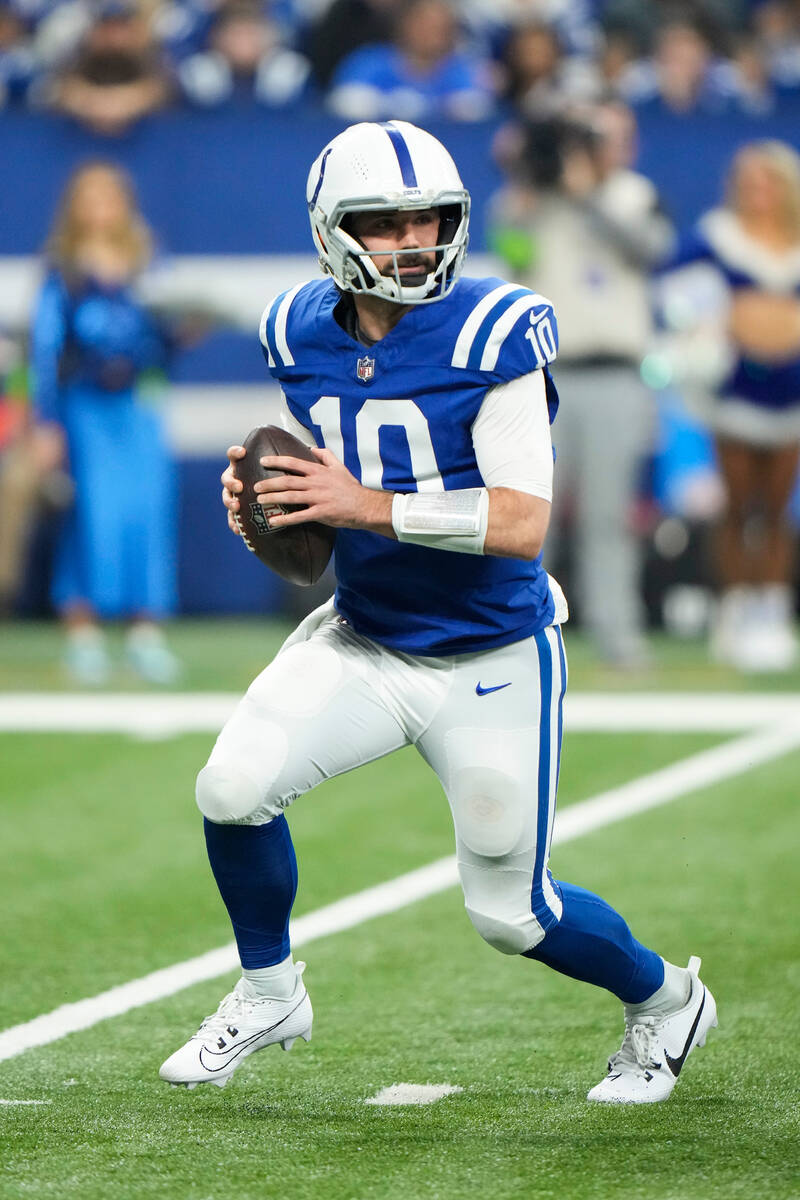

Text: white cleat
xmin=159 ymin=962 xmax=312 ymax=1089
xmin=587 ymin=956 xmax=717 ymax=1104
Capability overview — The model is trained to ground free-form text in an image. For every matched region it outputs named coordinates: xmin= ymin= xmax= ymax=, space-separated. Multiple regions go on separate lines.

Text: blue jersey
xmin=667 ymin=209 xmax=800 ymax=411
xmin=32 ymin=270 xmax=172 ymax=423
xmin=30 ymin=267 xmax=177 ymax=619
xmin=260 ymin=275 xmax=560 ymax=656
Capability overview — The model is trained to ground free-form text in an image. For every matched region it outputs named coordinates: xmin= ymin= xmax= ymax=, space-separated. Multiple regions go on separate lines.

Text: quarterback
xmin=160 ymin=121 xmax=717 ymax=1102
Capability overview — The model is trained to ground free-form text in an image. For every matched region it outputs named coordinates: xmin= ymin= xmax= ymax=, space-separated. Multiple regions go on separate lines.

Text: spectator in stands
xmin=30 ymin=163 xmax=181 ymax=684
xmin=500 ymin=20 xmax=596 ymax=117
xmin=661 ymin=142 xmax=800 ymax=671
xmin=0 ymin=331 xmax=74 ymax=617
xmin=490 ymin=100 xmax=674 ymax=666
xmin=47 ymin=0 xmax=171 ymax=135
xmin=178 ymin=0 xmax=311 ymax=107
xmin=459 ymin=0 xmax=601 ymax=64
xmin=622 ymin=13 xmax=750 ymax=115
xmin=600 ymin=0 xmax=750 ymax=49
xmin=0 ymin=2 xmax=36 ymax=106
xmin=752 ymin=0 xmax=800 ymax=92
xmin=30 ymin=0 xmax=95 ymax=78
xmin=306 ymin=0 xmax=399 ymax=91
xmin=327 ymin=0 xmax=495 ymax=122
xmin=155 ymin=0 xmax=307 ymax=66
xmin=729 ymin=26 xmax=777 ymax=114
xmin=0 ymin=334 xmax=35 ymax=614
xmin=594 ymin=26 xmax=643 ymax=98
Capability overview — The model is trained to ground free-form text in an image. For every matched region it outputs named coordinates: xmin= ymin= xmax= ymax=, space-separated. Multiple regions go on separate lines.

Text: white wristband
xmin=391 ymin=488 xmax=490 ymax=555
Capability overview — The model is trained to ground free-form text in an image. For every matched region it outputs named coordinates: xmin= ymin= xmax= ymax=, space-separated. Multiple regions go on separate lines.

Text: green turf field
xmin=1 ymin=620 xmax=799 ymax=1200
xmin=6 ymin=616 xmax=800 ymax=693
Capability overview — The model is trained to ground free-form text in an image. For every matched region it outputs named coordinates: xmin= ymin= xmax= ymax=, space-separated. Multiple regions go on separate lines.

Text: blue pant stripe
xmin=555 ymin=625 xmax=567 ymax=796
xmin=531 ymin=629 xmax=558 ymax=929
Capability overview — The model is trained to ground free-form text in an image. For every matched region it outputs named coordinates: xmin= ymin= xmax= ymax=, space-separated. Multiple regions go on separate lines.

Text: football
xmin=231 ymin=425 xmax=336 ymax=586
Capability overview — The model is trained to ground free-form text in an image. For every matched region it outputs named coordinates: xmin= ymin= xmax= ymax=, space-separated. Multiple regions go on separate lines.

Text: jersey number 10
xmin=309 ymin=396 xmax=445 ymax=492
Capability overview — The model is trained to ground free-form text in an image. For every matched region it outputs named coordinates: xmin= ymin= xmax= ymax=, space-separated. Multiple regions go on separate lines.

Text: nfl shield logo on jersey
xmin=356 ymin=356 xmax=375 ymax=383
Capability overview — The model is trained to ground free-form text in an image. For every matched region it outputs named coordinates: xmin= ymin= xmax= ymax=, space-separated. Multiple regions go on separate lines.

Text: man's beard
xmin=381 ymin=253 xmax=436 ymax=285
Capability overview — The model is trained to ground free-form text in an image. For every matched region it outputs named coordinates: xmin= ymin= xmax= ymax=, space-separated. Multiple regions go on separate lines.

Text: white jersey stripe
xmin=274 ymin=282 xmax=305 ymax=367
xmin=450 ymin=283 xmax=518 ymax=368
xmin=258 ymin=303 xmax=275 ymax=368
xmin=479 ymin=293 xmax=552 ymax=372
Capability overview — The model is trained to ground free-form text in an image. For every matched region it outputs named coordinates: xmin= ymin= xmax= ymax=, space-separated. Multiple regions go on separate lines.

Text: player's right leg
xmin=159 ymin=613 xmax=408 ymax=1088
xmin=415 ymin=623 xmax=717 ymax=1102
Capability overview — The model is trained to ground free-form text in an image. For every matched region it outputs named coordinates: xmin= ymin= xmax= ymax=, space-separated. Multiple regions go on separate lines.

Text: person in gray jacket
xmin=491 ymin=100 xmax=674 ymax=666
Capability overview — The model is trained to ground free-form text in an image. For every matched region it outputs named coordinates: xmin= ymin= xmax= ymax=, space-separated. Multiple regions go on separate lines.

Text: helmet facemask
xmin=310 ymin=192 xmax=470 ymax=306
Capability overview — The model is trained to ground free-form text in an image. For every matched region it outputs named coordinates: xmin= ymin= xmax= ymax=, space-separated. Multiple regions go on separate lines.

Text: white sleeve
xmin=278 ymin=390 xmax=317 ymax=447
xmin=470 ymin=371 xmax=553 ymax=501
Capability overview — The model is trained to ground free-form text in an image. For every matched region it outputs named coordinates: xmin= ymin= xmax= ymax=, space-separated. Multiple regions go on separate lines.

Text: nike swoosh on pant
xmin=475 ymin=682 xmax=512 ymax=696
xmin=664 ymin=990 xmax=706 ymax=1078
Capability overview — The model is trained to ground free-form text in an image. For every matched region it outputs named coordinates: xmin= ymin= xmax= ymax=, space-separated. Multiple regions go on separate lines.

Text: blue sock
xmin=203 ymin=815 xmax=298 ymax=969
xmin=523 ymin=881 xmax=664 ymax=1004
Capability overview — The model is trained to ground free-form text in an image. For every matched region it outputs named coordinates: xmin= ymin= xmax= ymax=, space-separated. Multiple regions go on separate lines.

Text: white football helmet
xmin=306 ymin=120 xmax=470 ymax=305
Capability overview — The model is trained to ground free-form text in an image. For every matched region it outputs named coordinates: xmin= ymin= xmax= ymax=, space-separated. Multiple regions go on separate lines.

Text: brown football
xmin=231 ymin=425 xmax=336 ymax=586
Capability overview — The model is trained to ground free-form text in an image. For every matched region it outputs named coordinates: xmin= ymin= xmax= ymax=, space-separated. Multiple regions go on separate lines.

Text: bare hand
xmin=221 ymin=445 xmax=246 ymax=535
xmin=30 ymin=422 xmax=66 ymax=473
xmin=253 ymin=447 xmax=392 ymax=533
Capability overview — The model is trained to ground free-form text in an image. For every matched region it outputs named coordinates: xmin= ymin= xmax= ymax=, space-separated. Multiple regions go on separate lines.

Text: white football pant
xmin=197 ymin=600 xmax=567 ymax=955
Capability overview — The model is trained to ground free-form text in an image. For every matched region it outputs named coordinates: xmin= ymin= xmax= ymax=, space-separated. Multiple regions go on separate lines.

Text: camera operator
xmin=491 ymin=101 xmax=674 ymax=667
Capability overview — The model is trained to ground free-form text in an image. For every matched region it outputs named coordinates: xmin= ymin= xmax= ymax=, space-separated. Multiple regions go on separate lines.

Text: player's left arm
xmin=470 ymin=369 xmax=553 ymax=560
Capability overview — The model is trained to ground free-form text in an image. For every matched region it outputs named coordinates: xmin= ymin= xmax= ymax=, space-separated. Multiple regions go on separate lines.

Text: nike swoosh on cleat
xmin=664 ymin=990 xmax=706 ymax=1079
xmin=197 ymin=993 xmax=307 ymax=1073
xmin=475 ymin=682 xmax=512 ymax=696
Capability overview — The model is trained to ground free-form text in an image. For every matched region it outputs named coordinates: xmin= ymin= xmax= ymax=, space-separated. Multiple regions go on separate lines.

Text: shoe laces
xmin=608 ymin=1014 xmax=660 ymax=1074
xmin=194 ymin=985 xmax=255 ymax=1039
xmin=193 ymin=962 xmax=306 ymax=1040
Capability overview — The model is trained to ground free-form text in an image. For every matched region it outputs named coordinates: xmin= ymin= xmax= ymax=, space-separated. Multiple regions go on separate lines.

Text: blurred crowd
xmin=2 ymin=0 xmax=800 ymax=132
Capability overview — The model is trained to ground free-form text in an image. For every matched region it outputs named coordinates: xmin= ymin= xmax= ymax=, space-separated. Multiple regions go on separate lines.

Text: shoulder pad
xmin=449 ymin=279 xmax=558 ymax=380
xmin=259 ymin=280 xmax=328 ymax=371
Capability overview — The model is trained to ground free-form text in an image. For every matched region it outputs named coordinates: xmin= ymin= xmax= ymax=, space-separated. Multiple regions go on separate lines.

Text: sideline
xmin=3 ymin=691 xmax=800 ymax=736
xmin=2 ymin=722 xmax=799 ymax=1065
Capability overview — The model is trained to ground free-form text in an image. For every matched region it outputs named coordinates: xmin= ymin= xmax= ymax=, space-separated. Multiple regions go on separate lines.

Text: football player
xmin=160 ymin=121 xmax=717 ymax=1102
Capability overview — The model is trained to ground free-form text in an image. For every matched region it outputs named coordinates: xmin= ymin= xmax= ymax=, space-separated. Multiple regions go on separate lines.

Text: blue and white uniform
xmin=195 ymin=120 xmax=665 ymax=1019
xmin=199 ymin=273 xmax=663 ymax=977
xmin=667 ymin=208 xmax=800 ymax=445
xmin=260 ymin=275 xmax=562 ymax=655
xmin=31 ymin=268 xmax=177 ymax=619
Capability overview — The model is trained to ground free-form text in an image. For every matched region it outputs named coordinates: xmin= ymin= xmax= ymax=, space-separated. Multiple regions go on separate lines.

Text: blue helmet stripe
xmin=380 ymin=122 xmax=418 ymax=188
xmin=309 ymin=148 xmax=332 ymax=209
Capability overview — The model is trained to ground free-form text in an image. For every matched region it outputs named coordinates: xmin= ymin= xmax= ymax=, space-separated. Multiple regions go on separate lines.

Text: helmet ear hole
xmin=438 ymin=204 xmax=460 ymax=246
xmin=340 ymin=213 xmax=366 ymax=250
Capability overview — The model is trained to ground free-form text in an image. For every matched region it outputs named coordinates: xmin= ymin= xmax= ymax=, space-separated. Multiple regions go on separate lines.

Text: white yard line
xmin=2 ymin=722 xmax=799 ymax=1066
xmin=3 ymin=692 xmax=800 ymax=736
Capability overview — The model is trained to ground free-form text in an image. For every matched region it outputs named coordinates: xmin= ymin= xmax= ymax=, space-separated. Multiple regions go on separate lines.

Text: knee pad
xmin=465 ymin=906 xmax=538 ymax=956
xmin=196 ymin=763 xmax=267 ymax=824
